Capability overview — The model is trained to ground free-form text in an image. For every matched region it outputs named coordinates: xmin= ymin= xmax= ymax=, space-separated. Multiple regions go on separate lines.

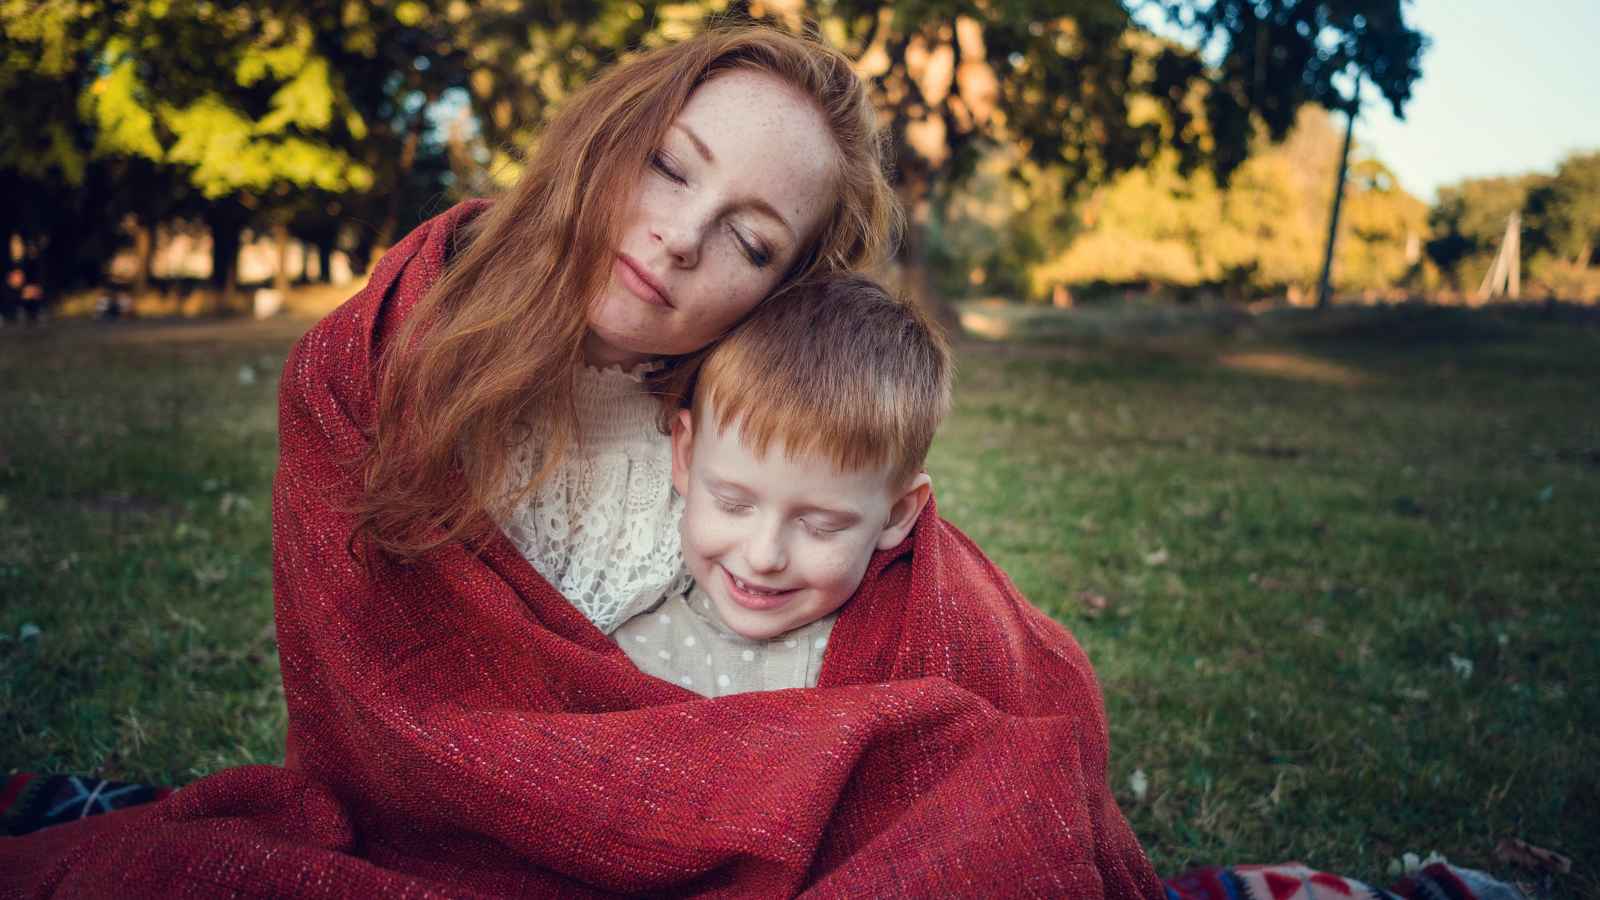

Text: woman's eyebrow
xmin=672 ymin=123 xmax=796 ymax=240
xmin=674 ymin=123 xmax=715 ymax=162
xmin=744 ymin=198 xmax=795 ymax=240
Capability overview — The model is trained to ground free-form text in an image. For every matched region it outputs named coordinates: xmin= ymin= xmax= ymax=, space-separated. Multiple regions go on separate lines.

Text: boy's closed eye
xmin=800 ymin=511 xmax=859 ymax=535
xmin=712 ymin=496 xmax=751 ymax=514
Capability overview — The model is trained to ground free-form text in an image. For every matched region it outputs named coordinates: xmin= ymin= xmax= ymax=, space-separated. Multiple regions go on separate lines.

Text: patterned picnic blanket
xmin=2 ymin=774 xmax=171 ymax=836
xmin=1162 ymin=861 xmax=1527 ymax=900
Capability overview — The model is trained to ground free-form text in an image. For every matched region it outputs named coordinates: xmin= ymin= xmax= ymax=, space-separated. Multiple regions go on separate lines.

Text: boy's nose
xmin=743 ymin=524 xmax=787 ymax=574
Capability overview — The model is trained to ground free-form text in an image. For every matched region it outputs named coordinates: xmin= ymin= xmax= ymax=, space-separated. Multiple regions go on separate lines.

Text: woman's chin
xmin=581 ymin=325 xmax=655 ymax=370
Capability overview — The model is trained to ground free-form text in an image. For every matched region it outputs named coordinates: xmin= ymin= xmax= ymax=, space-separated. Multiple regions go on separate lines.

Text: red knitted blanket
xmin=0 ymin=202 xmax=1160 ymax=898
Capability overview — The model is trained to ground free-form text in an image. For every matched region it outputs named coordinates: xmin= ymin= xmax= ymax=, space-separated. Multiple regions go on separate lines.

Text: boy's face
xmin=671 ymin=407 xmax=930 ymax=641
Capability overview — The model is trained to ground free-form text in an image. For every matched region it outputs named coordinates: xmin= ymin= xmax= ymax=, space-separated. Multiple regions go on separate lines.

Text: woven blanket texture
xmin=0 ymin=201 xmax=1159 ymax=898
xmin=1 ymin=776 xmax=1532 ymax=900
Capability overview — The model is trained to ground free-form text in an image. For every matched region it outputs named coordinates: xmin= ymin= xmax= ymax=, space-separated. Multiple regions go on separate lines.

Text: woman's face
xmin=584 ymin=70 xmax=840 ymax=368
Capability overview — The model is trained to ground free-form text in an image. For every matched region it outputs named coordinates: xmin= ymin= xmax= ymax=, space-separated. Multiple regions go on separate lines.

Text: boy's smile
xmin=670 ymin=406 xmax=929 ymax=641
xmin=721 ymin=568 xmax=798 ymax=610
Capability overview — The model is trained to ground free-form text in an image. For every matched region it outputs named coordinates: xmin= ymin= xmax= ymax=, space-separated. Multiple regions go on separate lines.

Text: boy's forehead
xmin=698 ymin=407 xmax=900 ymax=501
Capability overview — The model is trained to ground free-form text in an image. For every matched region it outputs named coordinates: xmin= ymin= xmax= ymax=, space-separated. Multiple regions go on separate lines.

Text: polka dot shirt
xmin=612 ymin=585 xmax=835 ymax=697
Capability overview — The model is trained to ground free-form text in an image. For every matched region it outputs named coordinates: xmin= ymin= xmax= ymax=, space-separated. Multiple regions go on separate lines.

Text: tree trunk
xmin=318 ymin=239 xmax=335 ymax=284
xmin=294 ymin=239 xmax=312 ymax=285
xmin=273 ymin=222 xmax=291 ymax=296
xmin=132 ymin=216 xmax=156 ymax=295
xmin=351 ymin=230 xmax=375 ymax=277
xmin=895 ymin=172 xmax=960 ymax=333
xmin=208 ymin=215 xmax=242 ymax=314
xmin=1316 ymin=76 xmax=1360 ymax=310
xmin=370 ymin=99 xmax=431 ymax=271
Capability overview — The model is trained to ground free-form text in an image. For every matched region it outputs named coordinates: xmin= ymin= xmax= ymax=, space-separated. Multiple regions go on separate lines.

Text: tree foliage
xmin=1525 ymin=152 xmax=1600 ymax=267
xmin=2 ymin=0 xmax=1431 ymax=311
xmin=1425 ymin=152 xmax=1600 ymax=298
xmin=1426 ymin=175 xmax=1543 ymax=291
xmin=1003 ymin=106 xmax=1425 ymax=300
xmin=1142 ymin=0 xmax=1425 ymax=177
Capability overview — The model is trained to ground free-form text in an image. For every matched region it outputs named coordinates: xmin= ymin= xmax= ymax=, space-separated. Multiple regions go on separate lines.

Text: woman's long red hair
xmin=356 ymin=24 xmax=898 ymax=559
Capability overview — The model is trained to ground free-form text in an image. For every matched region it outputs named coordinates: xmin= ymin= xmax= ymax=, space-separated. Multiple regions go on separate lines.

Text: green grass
xmin=3 ymin=307 xmax=1597 ymax=894
xmin=1 ymin=318 xmax=299 ymax=784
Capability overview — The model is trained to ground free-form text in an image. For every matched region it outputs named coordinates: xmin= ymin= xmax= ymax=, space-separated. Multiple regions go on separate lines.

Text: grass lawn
xmin=2 ymin=305 xmax=1596 ymax=894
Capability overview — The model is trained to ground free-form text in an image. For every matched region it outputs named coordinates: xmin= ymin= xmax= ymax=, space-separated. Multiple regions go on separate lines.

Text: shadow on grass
xmin=0 ymin=313 xmax=316 ymax=349
xmin=958 ymin=300 xmax=1600 ymax=390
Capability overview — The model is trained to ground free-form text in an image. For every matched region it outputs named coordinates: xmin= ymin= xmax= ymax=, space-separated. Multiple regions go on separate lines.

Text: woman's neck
xmin=582 ymin=331 xmax=650 ymax=371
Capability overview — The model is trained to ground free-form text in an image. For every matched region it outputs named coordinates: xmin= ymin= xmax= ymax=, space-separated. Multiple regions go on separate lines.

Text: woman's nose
xmin=652 ymin=217 xmax=701 ymax=269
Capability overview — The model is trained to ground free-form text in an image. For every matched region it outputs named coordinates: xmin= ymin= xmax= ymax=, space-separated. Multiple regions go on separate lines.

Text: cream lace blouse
xmin=498 ymin=364 xmax=690 ymax=634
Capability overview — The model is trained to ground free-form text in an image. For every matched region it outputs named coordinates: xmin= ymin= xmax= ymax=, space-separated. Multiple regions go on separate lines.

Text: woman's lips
xmin=721 ymin=566 xmax=796 ymax=611
xmin=615 ymin=254 xmax=672 ymax=308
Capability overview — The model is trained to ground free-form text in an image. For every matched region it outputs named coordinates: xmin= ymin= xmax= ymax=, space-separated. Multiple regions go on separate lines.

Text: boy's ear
xmin=876 ymin=472 xmax=932 ymax=551
xmin=670 ymin=408 xmax=695 ymax=496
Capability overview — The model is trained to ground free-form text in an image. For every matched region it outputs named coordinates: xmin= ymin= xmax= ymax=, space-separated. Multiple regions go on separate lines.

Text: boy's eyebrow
xmin=704 ymin=475 xmax=753 ymax=497
xmin=703 ymin=474 xmax=863 ymax=523
xmin=794 ymin=503 xmax=862 ymax=524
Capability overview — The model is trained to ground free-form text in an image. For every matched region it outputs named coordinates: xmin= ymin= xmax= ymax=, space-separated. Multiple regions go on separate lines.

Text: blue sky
xmin=1356 ymin=0 xmax=1600 ymax=201
xmin=1134 ymin=1 xmax=1600 ymax=202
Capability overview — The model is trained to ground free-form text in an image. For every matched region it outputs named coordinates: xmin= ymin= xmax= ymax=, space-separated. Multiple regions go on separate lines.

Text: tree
xmin=1525 ymin=151 xmax=1600 ymax=268
xmin=1142 ymin=0 xmax=1425 ymax=174
xmin=0 ymin=2 xmax=124 ymax=298
xmin=396 ymin=0 xmax=1423 ymax=316
xmin=16 ymin=1 xmax=378 ymax=307
xmin=231 ymin=0 xmax=658 ymax=273
xmin=1013 ymin=105 xmax=1423 ymax=300
xmin=1426 ymin=174 xmax=1545 ymax=291
xmin=3 ymin=1 xmax=1427 ymax=316
xmin=781 ymin=0 xmax=1423 ymax=313
xmin=1338 ymin=157 xmax=1426 ymax=291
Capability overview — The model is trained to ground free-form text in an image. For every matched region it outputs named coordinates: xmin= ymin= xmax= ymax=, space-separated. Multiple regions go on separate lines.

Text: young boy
xmin=614 ymin=274 xmax=952 ymax=696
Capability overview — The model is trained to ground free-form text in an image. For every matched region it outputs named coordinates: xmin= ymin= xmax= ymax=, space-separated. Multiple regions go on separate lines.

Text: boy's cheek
xmin=799 ymin=544 xmax=871 ymax=593
xmin=680 ymin=501 xmax=737 ymax=556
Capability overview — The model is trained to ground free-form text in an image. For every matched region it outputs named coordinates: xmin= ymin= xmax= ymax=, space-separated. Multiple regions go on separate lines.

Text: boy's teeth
xmin=734 ymin=575 xmax=781 ymax=595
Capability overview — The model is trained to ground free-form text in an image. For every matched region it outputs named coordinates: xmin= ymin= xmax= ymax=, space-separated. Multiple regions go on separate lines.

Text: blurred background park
xmin=3 ymin=0 xmax=1600 ymax=320
xmin=2 ymin=0 xmax=1597 ymax=895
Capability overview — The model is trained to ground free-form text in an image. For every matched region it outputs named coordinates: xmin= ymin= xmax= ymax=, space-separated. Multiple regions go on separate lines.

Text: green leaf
xmin=82 ymin=57 xmax=164 ymax=160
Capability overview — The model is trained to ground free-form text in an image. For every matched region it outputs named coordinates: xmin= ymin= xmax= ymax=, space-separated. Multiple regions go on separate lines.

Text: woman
xmin=2 ymin=25 xmax=1158 ymax=898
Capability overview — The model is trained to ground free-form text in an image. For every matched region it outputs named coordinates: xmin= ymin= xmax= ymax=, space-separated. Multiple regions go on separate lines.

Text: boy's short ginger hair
xmin=681 ymin=274 xmax=952 ymax=486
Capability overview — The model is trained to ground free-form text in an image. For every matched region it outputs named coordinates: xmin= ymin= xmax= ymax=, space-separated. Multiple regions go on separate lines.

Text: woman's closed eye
xmin=712 ymin=497 xmax=751 ymax=515
xmin=729 ymin=223 xmax=772 ymax=268
xmin=652 ymin=148 xmax=772 ymax=268
xmin=650 ymin=150 xmax=686 ymax=185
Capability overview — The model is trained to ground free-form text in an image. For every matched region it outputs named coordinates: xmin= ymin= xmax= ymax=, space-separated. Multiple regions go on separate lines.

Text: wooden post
xmin=1508 ymin=210 xmax=1521 ymax=299
xmin=1477 ymin=212 xmax=1522 ymax=302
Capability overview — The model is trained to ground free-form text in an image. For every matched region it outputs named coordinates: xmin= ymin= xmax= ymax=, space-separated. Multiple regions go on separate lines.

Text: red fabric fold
xmin=0 ymin=201 xmax=1160 ymax=898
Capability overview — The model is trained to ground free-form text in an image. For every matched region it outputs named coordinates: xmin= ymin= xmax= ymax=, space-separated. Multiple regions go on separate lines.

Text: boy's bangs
xmin=702 ymin=348 xmax=906 ymax=479
xmin=688 ymin=274 xmax=951 ymax=485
